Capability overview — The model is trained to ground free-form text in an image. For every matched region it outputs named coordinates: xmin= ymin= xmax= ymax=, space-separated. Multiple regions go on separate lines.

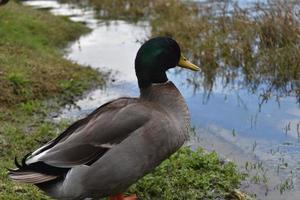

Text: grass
xmin=0 ymin=1 xmax=103 ymax=108
xmin=129 ymin=147 xmax=246 ymax=200
xmin=0 ymin=2 xmax=104 ymax=199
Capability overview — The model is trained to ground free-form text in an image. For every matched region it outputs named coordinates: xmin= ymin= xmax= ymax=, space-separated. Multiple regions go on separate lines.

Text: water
xmin=24 ymin=1 xmax=300 ymax=199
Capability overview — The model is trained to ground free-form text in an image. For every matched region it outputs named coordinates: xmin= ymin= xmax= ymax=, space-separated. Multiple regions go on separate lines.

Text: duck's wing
xmin=23 ymin=97 xmax=150 ymax=168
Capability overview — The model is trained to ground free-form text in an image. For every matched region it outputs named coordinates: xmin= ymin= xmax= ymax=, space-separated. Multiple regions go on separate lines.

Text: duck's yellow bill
xmin=178 ymin=54 xmax=200 ymax=71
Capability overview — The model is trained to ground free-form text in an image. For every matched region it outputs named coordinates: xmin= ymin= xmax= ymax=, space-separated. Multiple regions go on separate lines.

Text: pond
xmin=24 ymin=1 xmax=300 ymax=199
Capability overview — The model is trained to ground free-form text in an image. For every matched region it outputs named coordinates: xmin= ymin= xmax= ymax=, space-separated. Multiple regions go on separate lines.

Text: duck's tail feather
xmin=8 ymin=155 xmax=69 ymax=184
xmin=8 ymin=170 xmax=58 ymax=184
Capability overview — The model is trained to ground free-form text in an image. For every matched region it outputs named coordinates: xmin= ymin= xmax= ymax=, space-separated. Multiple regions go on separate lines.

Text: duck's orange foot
xmin=109 ymin=194 xmax=138 ymax=200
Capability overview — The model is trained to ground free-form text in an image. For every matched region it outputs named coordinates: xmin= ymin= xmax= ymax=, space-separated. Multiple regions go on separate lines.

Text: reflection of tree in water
xmin=61 ymin=0 xmax=300 ymax=104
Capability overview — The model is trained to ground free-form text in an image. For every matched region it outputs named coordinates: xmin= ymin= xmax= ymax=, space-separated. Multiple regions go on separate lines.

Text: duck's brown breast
xmin=140 ymin=81 xmax=191 ymax=139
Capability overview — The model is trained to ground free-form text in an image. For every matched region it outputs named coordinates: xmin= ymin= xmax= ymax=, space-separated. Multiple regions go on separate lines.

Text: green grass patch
xmin=129 ymin=147 xmax=245 ymax=200
xmin=0 ymin=1 xmax=104 ymax=108
xmin=0 ymin=2 xmax=104 ymax=199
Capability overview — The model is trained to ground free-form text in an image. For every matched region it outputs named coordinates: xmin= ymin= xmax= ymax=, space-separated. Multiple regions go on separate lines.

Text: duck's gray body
xmin=10 ymin=81 xmax=190 ymax=200
xmin=8 ymin=36 xmax=200 ymax=200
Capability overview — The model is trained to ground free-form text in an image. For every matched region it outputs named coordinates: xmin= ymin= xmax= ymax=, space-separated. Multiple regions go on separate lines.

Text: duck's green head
xmin=135 ymin=37 xmax=199 ymax=89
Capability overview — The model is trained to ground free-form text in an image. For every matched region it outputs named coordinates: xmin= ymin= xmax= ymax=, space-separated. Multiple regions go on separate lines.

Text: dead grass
xmin=156 ymin=1 xmax=300 ymax=101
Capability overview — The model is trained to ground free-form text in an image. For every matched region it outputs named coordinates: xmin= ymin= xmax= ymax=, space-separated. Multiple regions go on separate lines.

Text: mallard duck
xmin=8 ymin=37 xmax=199 ymax=200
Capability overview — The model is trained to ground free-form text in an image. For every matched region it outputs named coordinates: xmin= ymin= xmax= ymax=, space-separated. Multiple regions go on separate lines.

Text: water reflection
xmin=65 ymin=20 xmax=149 ymax=82
xmin=151 ymin=0 xmax=300 ymax=106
